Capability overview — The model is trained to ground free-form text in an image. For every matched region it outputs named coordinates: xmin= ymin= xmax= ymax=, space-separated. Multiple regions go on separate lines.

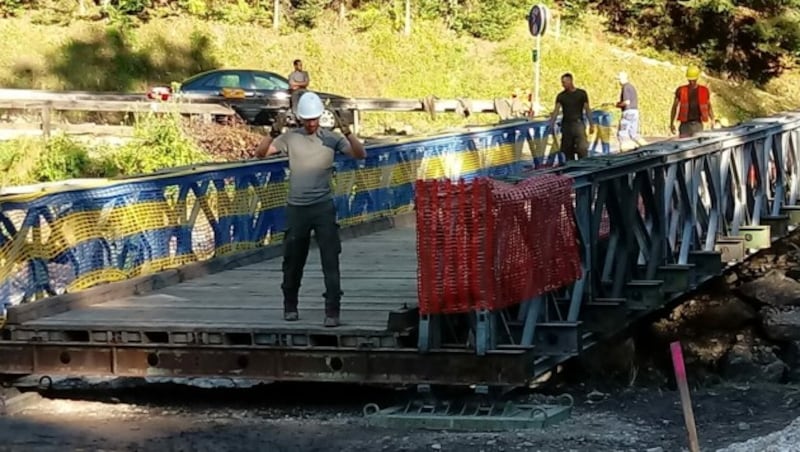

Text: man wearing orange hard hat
xmin=669 ymin=64 xmax=716 ymax=138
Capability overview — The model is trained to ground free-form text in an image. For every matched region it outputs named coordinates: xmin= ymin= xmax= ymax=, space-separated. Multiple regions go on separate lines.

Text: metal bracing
xmin=448 ymin=111 xmax=800 ymax=367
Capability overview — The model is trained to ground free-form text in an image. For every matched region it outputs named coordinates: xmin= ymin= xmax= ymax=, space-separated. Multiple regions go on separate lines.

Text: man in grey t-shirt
xmin=288 ymin=59 xmax=310 ymax=116
xmin=255 ymin=92 xmax=366 ymax=327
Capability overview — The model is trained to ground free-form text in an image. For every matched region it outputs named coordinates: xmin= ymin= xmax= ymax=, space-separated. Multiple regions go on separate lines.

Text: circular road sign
xmin=528 ymin=4 xmax=549 ymax=37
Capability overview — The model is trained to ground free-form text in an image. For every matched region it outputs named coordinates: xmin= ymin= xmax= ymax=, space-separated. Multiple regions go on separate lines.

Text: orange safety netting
xmin=415 ymin=175 xmax=582 ymax=315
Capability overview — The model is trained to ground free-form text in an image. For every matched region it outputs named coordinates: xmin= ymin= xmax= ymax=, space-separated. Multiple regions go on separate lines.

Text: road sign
xmin=528 ymin=4 xmax=549 ymax=37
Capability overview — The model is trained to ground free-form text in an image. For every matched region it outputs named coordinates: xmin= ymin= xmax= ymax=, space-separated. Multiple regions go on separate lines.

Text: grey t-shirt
xmin=288 ymin=70 xmax=310 ymax=86
xmin=620 ymin=83 xmax=638 ymax=110
xmin=272 ymin=128 xmax=351 ymax=206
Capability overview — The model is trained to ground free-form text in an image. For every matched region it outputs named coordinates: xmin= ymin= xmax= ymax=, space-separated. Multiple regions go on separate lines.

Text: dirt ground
xmin=0 ymin=379 xmax=798 ymax=452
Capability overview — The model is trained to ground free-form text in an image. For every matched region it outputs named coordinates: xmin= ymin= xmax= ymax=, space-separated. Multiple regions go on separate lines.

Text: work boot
xmin=284 ymin=295 xmax=299 ymax=322
xmin=324 ymin=300 xmax=340 ymax=328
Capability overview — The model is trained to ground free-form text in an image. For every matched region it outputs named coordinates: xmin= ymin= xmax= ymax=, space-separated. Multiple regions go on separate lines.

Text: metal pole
xmin=534 ymin=34 xmax=542 ymax=117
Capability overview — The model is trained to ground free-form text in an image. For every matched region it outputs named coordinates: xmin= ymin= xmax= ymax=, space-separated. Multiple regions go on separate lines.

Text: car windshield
xmin=180 ymin=70 xmax=291 ymax=91
xmin=253 ymin=72 xmax=289 ymax=90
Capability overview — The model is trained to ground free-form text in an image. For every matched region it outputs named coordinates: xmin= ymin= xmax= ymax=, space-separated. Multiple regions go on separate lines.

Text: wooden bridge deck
xmin=10 ymin=227 xmax=420 ymax=349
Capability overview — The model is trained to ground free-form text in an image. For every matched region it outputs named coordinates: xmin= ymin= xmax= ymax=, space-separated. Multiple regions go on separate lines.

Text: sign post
xmin=527 ymin=4 xmax=549 ymax=117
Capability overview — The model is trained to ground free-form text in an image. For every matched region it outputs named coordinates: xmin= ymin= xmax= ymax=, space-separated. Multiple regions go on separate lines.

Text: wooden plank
xmin=0 ymin=99 xmax=235 ymax=116
xmin=6 ymin=216 xmax=398 ymax=324
xmin=19 ymin=319 xmax=391 ymax=332
xmin=98 ymin=300 xmax=416 ymax=311
xmin=97 ymin=293 xmax=415 ymax=306
xmin=25 ymin=312 xmax=390 ymax=327
xmin=239 ymin=270 xmax=418 ymax=279
xmin=240 ymin=266 xmax=419 ymax=273
xmin=28 ymin=307 xmax=390 ymax=324
xmin=0 ymin=122 xmax=135 ymax=137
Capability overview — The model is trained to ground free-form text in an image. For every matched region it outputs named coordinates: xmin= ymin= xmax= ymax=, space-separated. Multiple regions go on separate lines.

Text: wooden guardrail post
xmin=41 ymin=101 xmax=52 ymax=140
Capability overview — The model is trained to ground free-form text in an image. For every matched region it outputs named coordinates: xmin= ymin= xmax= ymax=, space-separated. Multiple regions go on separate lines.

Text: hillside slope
xmin=0 ymin=15 xmax=797 ymax=135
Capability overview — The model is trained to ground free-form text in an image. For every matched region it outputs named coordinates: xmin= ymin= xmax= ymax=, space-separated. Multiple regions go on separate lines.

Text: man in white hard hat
xmin=614 ymin=71 xmax=646 ymax=152
xmin=255 ymin=91 xmax=366 ymax=327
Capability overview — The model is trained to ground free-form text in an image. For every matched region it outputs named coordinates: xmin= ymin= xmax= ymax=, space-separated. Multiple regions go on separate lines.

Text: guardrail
xmin=0 ymin=110 xmax=614 ymax=306
xmin=0 ymin=88 xmax=515 ymax=138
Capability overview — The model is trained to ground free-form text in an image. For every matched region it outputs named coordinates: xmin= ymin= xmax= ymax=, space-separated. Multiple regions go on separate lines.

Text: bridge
xmin=1 ymin=109 xmax=799 ymax=392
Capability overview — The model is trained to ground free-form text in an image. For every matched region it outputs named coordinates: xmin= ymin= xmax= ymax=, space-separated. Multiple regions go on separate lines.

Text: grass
xmin=0 ymin=13 xmax=799 ymax=138
xmin=1 ymin=11 xmax=800 ymax=188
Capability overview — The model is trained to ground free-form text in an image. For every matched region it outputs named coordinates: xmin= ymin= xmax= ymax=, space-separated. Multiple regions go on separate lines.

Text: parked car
xmin=146 ymin=69 xmax=347 ymax=129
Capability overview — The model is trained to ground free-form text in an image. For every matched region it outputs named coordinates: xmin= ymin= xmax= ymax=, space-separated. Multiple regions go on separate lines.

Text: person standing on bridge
xmin=548 ymin=73 xmax=595 ymax=162
xmin=254 ymin=92 xmax=367 ymax=327
xmin=669 ymin=65 xmax=716 ymax=138
xmin=614 ymin=71 xmax=646 ymax=152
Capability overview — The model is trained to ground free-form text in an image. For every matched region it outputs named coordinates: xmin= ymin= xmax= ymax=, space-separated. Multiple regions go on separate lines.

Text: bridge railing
xmin=0 ymin=110 xmax=615 ymax=307
xmin=413 ymin=109 xmax=800 ymax=360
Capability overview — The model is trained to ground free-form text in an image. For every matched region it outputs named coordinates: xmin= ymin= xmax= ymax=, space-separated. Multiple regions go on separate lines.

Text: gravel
xmin=716 ymin=416 xmax=800 ymax=452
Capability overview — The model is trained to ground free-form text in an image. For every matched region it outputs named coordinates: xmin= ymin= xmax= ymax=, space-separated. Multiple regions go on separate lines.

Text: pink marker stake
xmin=671 ymin=341 xmax=700 ymax=452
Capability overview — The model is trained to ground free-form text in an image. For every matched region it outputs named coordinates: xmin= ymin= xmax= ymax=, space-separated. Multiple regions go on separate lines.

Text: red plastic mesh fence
xmin=415 ymin=175 xmax=583 ymax=316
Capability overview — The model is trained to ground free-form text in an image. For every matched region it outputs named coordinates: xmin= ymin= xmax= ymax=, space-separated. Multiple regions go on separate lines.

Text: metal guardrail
xmin=0 ymin=88 xmax=502 ymax=117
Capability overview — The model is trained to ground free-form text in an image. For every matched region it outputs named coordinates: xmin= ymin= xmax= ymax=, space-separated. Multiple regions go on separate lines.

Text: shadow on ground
xmin=11 ymin=26 xmax=219 ymax=91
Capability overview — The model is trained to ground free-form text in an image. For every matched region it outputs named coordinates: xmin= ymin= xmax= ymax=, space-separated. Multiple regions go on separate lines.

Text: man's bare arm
xmin=584 ymin=100 xmax=593 ymax=125
xmin=346 ymin=133 xmax=366 ymax=159
xmin=254 ymin=134 xmax=281 ymax=158
xmin=548 ymin=102 xmax=561 ymax=132
xmin=669 ymin=97 xmax=679 ymax=127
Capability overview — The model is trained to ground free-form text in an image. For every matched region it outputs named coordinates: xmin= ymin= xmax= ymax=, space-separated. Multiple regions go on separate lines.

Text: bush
xmin=34 ymin=134 xmax=93 ymax=182
xmin=0 ymin=113 xmax=243 ymax=188
xmin=107 ymin=112 xmax=210 ymax=176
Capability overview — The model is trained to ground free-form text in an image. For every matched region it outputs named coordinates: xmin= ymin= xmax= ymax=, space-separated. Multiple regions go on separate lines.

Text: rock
xmin=431 ymin=444 xmax=441 ymax=450
xmin=587 ymin=390 xmax=607 ymax=402
xmin=737 ymin=270 xmax=800 ymax=306
xmin=646 ymin=447 xmax=664 ymax=452
xmin=683 ymin=331 xmax=737 ymax=365
xmin=720 ymin=333 xmax=787 ymax=383
xmin=738 ymin=422 xmax=750 ymax=431
xmin=578 ymin=337 xmax=636 ymax=381
xmin=785 ymin=266 xmax=800 ymax=281
xmin=780 ymin=341 xmax=800 ymax=382
xmin=761 ymin=306 xmax=800 ymax=341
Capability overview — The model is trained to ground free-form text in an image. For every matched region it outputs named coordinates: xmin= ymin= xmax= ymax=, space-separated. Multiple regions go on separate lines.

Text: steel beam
xmin=0 ymin=343 xmax=536 ymax=387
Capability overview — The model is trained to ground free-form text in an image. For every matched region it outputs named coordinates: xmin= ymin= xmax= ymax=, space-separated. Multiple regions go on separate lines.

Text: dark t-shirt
xmin=557 ymin=88 xmax=588 ymax=122
xmin=675 ymin=86 xmax=701 ymax=122
xmin=620 ymin=83 xmax=638 ymax=111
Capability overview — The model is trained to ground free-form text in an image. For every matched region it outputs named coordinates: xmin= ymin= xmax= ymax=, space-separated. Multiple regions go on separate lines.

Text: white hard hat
xmin=296 ymin=92 xmax=325 ymax=120
xmin=616 ymin=71 xmax=628 ymax=83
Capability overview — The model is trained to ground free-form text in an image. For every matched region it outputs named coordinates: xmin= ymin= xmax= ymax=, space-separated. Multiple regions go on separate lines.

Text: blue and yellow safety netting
xmin=0 ymin=110 xmax=613 ymax=306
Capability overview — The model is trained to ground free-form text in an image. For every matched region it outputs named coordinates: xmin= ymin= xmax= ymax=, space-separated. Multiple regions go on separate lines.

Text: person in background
xmin=288 ymin=59 xmax=310 ymax=116
xmin=615 ymin=71 xmax=646 ymax=152
xmin=670 ymin=64 xmax=716 ymax=137
xmin=254 ymin=92 xmax=366 ymax=328
xmin=548 ymin=73 xmax=595 ymax=162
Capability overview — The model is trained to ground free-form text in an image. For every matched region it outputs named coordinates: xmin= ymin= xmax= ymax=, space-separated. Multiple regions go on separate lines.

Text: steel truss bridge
xmin=0 ymin=108 xmax=798 ymax=397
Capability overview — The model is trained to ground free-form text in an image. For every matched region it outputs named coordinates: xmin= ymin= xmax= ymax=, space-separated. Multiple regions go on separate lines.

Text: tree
xmin=594 ymin=0 xmax=800 ymax=84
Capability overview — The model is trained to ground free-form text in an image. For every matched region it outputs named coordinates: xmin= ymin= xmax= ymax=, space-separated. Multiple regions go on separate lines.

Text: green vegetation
xmin=0 ymin=113 xmax=258 ymax=187
xmin=1 ymin=0 xmax=800 ymax=187
xmin=566 ymin=0 xmax=800 ymax=84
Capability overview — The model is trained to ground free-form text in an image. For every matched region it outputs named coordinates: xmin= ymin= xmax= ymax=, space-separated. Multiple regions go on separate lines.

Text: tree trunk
xmin=403 ymin=0 xmax=411 ymax=35
xmin=273 ymin=0 xmax=280 ymax=30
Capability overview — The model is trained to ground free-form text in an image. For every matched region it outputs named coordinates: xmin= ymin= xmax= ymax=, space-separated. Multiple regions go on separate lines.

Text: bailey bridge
xmin=0 ymin=110 xmax=798 ymax=392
